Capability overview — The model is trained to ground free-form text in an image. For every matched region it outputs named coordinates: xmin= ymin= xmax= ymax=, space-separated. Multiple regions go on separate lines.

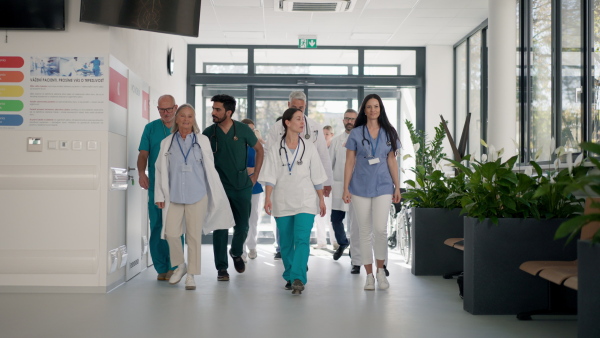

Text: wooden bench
xmin=517 ymin=198 xmax=600 ymax=319
xmin=442 ymin=238 xmax=464 ymax=280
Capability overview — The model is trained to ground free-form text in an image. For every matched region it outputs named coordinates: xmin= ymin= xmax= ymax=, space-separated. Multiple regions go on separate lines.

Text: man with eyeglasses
xmin=137 ymin=94 xmax=180 ymax=281
xmin=329 ymin=109 xmax=360 ymax=271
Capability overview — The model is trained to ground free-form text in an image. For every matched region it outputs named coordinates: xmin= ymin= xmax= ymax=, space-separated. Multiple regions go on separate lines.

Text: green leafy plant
xmin=555 ymin=142 xmax=600 ymax=243
xmin=405 ymin=119 xmax=446 ymax=174
xmin=403 ymin=120 xmax=456 ymax=208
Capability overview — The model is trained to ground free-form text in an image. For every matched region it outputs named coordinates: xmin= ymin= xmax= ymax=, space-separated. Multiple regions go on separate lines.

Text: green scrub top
xmin=138 ymin=119 xmax=171 ymax=193
xmin=203 ymin=120 xmax=258 ymax=191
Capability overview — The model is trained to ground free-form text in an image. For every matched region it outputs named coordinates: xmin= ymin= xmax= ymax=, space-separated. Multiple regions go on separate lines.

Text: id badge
xmin=182 ymin=163 xmax=192 ymax=172
xmin=368 ymin=157 xmax=380 ymax=165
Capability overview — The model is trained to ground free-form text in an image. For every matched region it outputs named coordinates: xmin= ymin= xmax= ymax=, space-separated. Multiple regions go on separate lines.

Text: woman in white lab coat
xmin=259 ymin=108 xmax=328 ymax=295
xmin=154 ymin=104 xmax=234 ymax=290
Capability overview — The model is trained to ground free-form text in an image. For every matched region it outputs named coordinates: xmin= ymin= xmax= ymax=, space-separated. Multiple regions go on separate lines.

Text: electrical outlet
xmin=118 ymin=245 xmax=128 ymax=268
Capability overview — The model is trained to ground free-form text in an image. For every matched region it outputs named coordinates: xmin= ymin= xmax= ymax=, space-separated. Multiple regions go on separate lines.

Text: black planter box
xmin=578 ymin=240 xmax=600 ymax=338
xmin=410 ymin=208 xmax=463 ymax=276
xmin=463 ymin=217 xmax=577 ymax=315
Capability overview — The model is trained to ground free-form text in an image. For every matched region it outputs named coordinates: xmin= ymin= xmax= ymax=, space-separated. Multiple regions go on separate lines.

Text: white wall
xmin=0 ymin=0 xmax=188 ymax=292
xmin=425 ymin=45 xmax=454 ymax=165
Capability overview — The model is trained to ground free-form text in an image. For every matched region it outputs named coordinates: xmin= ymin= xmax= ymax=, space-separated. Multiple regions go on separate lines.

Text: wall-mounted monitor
xmin=80 ymin=0 xmax=201 ymax=37
xmin=1 ymin=0 xmax=65 ymax=30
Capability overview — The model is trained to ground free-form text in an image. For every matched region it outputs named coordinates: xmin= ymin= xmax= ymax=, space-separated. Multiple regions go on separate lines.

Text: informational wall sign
xmin=0 ymin=55 xmax=108 ymax=130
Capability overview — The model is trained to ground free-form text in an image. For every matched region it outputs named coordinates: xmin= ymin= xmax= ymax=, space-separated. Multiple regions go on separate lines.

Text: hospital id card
xmin=368 ymin=158 xmax=380 ymax=165
xmin=182 ymin=164 xmax=192 ymax=172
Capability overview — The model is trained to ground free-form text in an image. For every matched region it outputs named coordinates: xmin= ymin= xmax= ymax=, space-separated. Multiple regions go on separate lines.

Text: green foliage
xmin=555 ymin=142 xmax=600 ymax=243
xmin=405 ymin=120 xmax=446 ymax=174
xmin=403 ymin=120 xmax=458 ymax=208
xmin=446 ymin=154 xmax=585 ymax=224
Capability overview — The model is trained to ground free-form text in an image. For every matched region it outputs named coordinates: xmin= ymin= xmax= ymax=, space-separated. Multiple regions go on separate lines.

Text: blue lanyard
xmin=175 ymin=132 xmax=194 ymax=165
xmin=286 ymin=141 xmax=301 ymax=175
xmin=367 ymin=126 xmax=380 ymax=158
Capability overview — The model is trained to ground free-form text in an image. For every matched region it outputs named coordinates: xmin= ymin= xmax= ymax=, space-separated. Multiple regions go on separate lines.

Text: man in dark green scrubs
xmin=203 ymin=94 xmax=264 ymax=281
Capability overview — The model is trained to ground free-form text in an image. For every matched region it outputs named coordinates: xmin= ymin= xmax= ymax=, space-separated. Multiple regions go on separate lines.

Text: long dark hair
xmin=280 ymin=108 xmax=302 ymax=142
xmin=355 ymin=94 xmax=400 ymax=153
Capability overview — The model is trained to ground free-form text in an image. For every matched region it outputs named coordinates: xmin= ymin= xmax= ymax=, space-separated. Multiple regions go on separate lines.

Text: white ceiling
xmin=184 ymin=0 xmax=488 ymax=46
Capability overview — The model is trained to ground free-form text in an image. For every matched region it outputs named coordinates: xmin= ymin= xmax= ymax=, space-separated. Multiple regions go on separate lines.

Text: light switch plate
xmin=27 ymin=137 xmax=43 ymax=152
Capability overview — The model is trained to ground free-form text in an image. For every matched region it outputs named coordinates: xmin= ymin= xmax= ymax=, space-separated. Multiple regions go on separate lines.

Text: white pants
xmin=314 ymin=195 xmax=338 ymax=247
xmin=244 ymin=193 xmax=262 ymax=254
xmin=346 ymin=203 xmax=362 ymax=266
xmin=165 ymin=197 xmax=208 ymax=275
xmin=351 ymin=194 xmax=391 ymax=266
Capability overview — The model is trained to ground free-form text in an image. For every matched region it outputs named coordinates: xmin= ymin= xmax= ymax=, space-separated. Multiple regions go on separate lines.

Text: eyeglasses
xmin=158 ymin=106 xmax=175 ymax=113
xmin=344 ymin=117 xmax=356 ymax=121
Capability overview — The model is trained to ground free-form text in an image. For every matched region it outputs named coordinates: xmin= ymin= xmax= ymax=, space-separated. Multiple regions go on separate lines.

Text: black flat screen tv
xmin=80 ymin=0 xmax=201 ymax=37
xmin=1 ymin=0 xmax=65 ymax=30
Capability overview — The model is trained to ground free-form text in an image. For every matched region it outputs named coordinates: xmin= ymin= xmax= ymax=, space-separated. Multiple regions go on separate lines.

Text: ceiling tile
xmin=367 ymin=0 xmax=420 ymax=9
xmin=212 ymin=0 xmax=263 ymax=7
xmin=411 ymin=8 xmax=461 ymax=18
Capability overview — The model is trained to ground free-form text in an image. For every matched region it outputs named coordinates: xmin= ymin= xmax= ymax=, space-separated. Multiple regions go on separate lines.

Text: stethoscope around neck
xmin=210 ymin=122 xmax=238 ymax=154
xmin=361 ymin=125 xmax=391 ymax=158
xmin=166 ymin=132 xmax=201 ymax=163
xmin=279 ymin=136 xmax=306 ymax=173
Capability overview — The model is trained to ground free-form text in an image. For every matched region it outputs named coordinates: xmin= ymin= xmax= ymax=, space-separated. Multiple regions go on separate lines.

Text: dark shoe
xmin=274 ymin=252 xmax=282 ymax=260
xmin=285 ymin=280 xmax=292 ymax=290
xmin=217 ymin=269 xmax=229 ymax=281
xmin=230 ymin=249 xmax=246 ymax=273
xmin=333 ymin=244 xmax=348 ymax=260
xmin=291 ymin=279 xmax=304 ymax=295
xmin=383 ymin=264 xmax=390 ymax=277
xmin=351 ymin=265 xmax=360 ymax=274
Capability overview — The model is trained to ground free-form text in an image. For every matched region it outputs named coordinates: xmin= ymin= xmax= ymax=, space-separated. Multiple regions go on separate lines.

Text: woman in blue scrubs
xmin=343 ymin=94 xmax=401 ymax=291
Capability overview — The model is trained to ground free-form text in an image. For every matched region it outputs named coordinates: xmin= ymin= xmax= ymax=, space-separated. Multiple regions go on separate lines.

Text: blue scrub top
xmin=247 ymin=146 xmax=264 ymax=194
xmin=168 ymin=132 xmax=208 ymax=204
xmin=345 ymin=125 xmax=400 ymax=198
xmin=138 ymin=119 xmax=171 ymax=196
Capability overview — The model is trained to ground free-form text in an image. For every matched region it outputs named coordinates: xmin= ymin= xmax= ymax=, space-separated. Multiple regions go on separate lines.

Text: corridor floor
xmin=0 ymin=245 xmax=576 ymax=338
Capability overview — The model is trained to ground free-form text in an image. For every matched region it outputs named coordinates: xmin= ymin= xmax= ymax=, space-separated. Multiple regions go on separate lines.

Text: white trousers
xmin=346 ymin=203 xmax=362 ymax=266
xmin=165 ymin=197 xmax=207 ymax=275
xmin=244 ymin=193 xmax=262 ymax=254
xmin=351 ymin=194 xmax=391 ymax=266
xmin=314 ymin=195 xmax=338 ymax=247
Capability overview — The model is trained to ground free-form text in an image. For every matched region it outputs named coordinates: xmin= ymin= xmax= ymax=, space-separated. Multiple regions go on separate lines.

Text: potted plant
xmin=554 ymin=142 xmax=600 ymax=337
xmin=446 ymin=147 xmax=584 ymax=315
xmin=403 ymin=120 xmax=465 ymax=276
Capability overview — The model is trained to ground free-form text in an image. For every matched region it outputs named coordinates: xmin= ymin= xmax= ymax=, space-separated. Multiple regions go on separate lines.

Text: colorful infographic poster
xmin=0 ymin=55 xmax=108 ymax=130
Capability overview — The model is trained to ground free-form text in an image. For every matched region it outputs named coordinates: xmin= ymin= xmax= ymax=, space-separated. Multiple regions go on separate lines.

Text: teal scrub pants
xmin=213 ymin=186 xmax=252 ymax=270
xmin=276 ymin=213 xmax=315 ymax=284
xmin=148 ymin=191 xmax=183 ymax=274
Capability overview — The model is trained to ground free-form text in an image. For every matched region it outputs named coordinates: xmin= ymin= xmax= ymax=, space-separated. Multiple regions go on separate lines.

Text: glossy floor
xmin=0 ymin=245 xmax=576 ymax=338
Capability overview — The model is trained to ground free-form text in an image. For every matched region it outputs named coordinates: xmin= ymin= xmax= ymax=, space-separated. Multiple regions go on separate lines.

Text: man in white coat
xmin=329 ymin=109 xmax=360 ymax=272
xmin=265 ymin=91 xmax=334 ymax=259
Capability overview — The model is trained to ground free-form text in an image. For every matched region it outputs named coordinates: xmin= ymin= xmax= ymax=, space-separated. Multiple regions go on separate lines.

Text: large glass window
xmin=560 ymin=0 xmax=583 ymax=151
xmin=195 ymin=48 xmax=248 ymax=74
xmin=254 ymin=49 xmax=357 ymax=75
xmin=455 ymin=42 xmax=468 ymax=153
xmin=530 ymin=0 xmax=553 ymax=161
xmin=469 ymin=31 xmax=483 ymax=158
xmin=592 ymin=1 xmax=600 ymax=143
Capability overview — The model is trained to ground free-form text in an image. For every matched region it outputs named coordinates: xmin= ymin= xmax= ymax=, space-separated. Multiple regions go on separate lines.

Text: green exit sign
xmin=298 ymin=38 xmax=317 ymax=49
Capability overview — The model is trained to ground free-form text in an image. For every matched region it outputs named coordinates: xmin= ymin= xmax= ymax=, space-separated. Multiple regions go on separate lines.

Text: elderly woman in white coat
xmin=155 ymin=104 xmax=234 ymax=291
xmin=260 ymin=108 xmax=328 ymax=295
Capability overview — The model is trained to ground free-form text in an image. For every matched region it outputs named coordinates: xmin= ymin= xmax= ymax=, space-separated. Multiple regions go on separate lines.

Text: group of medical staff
xmin=138 ymin=90 xmax=401 ymax=294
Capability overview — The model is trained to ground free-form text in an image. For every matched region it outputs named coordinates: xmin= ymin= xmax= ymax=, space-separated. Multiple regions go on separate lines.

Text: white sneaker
xmin=241 ymin=254 xmax=248 ymax=263
xmin=248 ymin=249 xmax=257 ymax=259
xmin=376 ymin=269 xmax=389 ymax=290
xmin=312 ymin=244 xmax=327 ymax=250
xmin=169 ymin=263 xmax=187 ymax=285
xmin=333 ymin=243 xmax=340 ymax=250
xmin=364 ymin=273 xmax=375 ymax=290
xmin=185 ymin=274 xmax=196 ymax=290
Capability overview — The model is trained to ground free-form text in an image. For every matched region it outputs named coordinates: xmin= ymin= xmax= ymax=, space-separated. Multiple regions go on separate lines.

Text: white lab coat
xmin=329 ymin=131 xmax=350 ymax=212
xmin=265 ymin=116 xmax=333 ymax=187
xmin=259 ymin=137 xmax=328 ymax=217
xmin=155 ymin=132 xmax=235 ymax=238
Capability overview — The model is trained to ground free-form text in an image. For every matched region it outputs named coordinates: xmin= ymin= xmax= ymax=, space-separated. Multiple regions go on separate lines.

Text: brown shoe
xmin=157 ymin=273 xmax=168 ymax=281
